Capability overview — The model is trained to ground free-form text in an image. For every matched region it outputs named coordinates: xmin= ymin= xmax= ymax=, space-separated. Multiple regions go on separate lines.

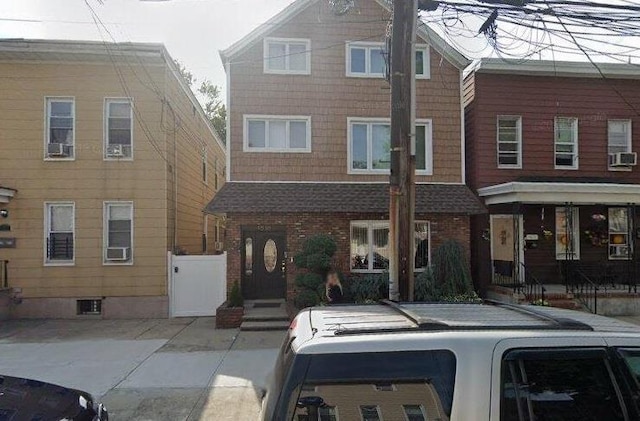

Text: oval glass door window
xmin=264 ymin=239 xmax=278 ymax=273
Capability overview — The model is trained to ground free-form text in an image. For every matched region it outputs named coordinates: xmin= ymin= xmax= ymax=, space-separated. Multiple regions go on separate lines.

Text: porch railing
xmin=571 ymin=269 xmax=599 ymax=314
xmin=520 ymin=263 xmax=546 ymax=305
xmin=0 ymin=260 xmax=7 ymax=289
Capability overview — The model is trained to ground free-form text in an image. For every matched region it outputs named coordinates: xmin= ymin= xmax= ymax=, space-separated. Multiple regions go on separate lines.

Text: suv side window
xmin=289 ymin=350 xmax=455 ymax=421
xmin=501 ymin=348 xmax=627 ymax=421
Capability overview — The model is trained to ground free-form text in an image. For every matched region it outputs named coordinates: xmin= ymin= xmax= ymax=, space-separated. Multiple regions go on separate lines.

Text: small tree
xmin=293 ymin=235 xmax=337 ymax=308
xmin=415 ymin=240 xmax=478 ymax=302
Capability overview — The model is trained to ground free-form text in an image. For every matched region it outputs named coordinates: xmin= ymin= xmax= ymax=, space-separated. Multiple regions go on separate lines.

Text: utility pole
xmin=389 ymin=0 xmax=417 ymax=302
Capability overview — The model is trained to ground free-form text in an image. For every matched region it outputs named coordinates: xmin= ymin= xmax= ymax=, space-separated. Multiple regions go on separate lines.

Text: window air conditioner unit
xmin=107 ymin=144 xmax=126 ymax=158
xmin=609 ymin=152 xmax=637 ymax=167
xmin=106 ymin=247 xmax=130 ymax=261
xmin=48 ymin=143 xmax=70 ymax=157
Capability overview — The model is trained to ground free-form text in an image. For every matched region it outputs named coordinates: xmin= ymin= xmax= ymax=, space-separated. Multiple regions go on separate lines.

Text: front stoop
xmin=240 ymin=300 xmax=290 ymax=332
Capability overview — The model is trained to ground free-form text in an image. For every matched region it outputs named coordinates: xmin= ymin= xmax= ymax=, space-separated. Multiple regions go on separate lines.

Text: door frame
xmin=490 ymin=214 xmax=524 ymax=283
xmin=240 ymin=225 xmax=287 ymax=299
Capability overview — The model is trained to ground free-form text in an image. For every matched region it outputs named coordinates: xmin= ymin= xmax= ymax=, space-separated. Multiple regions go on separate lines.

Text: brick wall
xmin=225 ymin=212 xmax=471 ymax=301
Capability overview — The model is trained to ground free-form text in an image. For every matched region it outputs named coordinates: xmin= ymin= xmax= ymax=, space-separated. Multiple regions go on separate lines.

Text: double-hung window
xmin=244 ymin=115 xmax=311 ymax=152
xmin=554 ymin=117 xmax=578 ymax=169
xmin=347 ymin=42 xmax=429 ymax=78
xmin=264 ymin=38 xmax=310 ymax=74
xmin=609 ymin=207 xmax=632 ymax=260
xmin=403 ymin=405 xmax=427 ymax=421
xmin=497 ymin=116 xmax=522 ymax=168
xmin=349 ymin=118 xmax=432 ymax=174
xmin=104 ymin=202 xmax=133 ymax=264
xmin=105 ymin=98 xmax=133 ymax=159
xmin=608 ymin=120 xmax=632 ymax=169
xmin=351 ymin=221 xmax=430 ymax=272
xmin=45 ymin=98 xmax=75 ymax=159
xmin=45 ymin=202 xmax=74 ymax=264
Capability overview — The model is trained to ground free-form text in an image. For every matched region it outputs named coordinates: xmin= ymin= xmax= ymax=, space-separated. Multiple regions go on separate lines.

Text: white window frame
xmin=346 ymin=41 xmax=386 ymax=78
xmin=402 ymin=404 xmax=427 ymax=421
xmin=202 ymin=148 xmax=208 ymax=184
xmin=415 ymin=45 xmax=430 ymax=79
xmin=497 ymin=115 xmax=522 ymax=169
xmin=44 ymin=97 xmax=75 ymax=161
xmin=347 ymin=118 xmax=432 ymax=175
xmin=243 ymin=115 xmax=312 ymax=153
xmin=104 ymin=98 xmax=134 ymax=161
xmin=554 ymin=117 xmax=579 ymax=170
xmin=555 ymin=207 xmax=580 ymax=260
xmin=103 ymin=201 xmax=134 ymax=265
xmin=263 ymin=37 xmax=311 ymax=75
xmin=608 ymin=207 xmax=632 ymax=260
xmin=44 ymin=202 xmax=75 ymax=266
xmin=608 ymin=119 xmax=633 ymax=171
xmin=350 ymin=220 xmax=430 ymax=273
xmin=359 ymin=405 xmax=382 ymax=421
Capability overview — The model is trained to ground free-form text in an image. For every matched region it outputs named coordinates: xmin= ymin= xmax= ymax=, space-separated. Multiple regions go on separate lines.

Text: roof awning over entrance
xmin=478 ymin=181 xmax=640 ymax=205
xmin=206 ymin=182 xmax=486 ymax=215
xmin=0 ymin=186 xmax=16 ymax=204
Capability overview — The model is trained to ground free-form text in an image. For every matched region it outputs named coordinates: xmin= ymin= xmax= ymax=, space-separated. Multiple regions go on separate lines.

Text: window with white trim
xmin=554 ymin=117 xmax=578 ymax=169
xmin=349 ymin=119 xmax=432 ymax=174
xmin=609 ymin=207 xmax=632 ymax=260
xmin=497 ymin=116 xmax=522 ymax=168
xmin=264 ymin=38 xmax=310 ymax=74
xmin=415 ymin=46 xmax=430 ymax=79
xmin=45 ymin=202 xmax=74 ymax=264
xmin=104 ymin=202 xmax=133 ymax=264
xmin=403 ymin=405 xmax=426 ymax=421
xmin=105 ymin=99 xmax=133 ymax=159
xmin=555 ymin=207 xmax=580 ymax=260
xmin=351 ymin=221 xmax=430 ymax=272
xmin=360 ymin=405 xmax=382 ymax=421
xmin=202 ymin=149 xmax=207 ymax=183
xmin=45 ymin=98 xmax=75 ymax=159
xmin=608 ymin=120 xmax=632 ymax=169
xmin=244 ymin=116 xmax=311 ymax=152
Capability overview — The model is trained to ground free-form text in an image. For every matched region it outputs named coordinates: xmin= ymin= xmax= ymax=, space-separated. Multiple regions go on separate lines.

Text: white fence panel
xmin=169 ymin=252 xmax=227 ymax=317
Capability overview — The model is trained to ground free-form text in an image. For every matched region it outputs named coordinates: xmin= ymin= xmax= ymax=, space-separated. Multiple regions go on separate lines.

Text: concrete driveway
xmin=0 ymin=318 xmax=285 ymax=420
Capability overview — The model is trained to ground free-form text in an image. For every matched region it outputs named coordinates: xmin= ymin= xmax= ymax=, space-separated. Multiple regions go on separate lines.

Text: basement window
xmin=77 ymin=299 xmax=102 ymax=315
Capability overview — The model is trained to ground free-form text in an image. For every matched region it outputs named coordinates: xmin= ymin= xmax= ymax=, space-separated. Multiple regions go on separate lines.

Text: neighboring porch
xmin=478 ymin=181 xmax=640 ymax=315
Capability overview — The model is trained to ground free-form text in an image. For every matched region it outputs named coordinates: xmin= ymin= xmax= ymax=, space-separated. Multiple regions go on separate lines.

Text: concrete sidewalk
xmin=0 ymin=318 xmax=285 ymax=420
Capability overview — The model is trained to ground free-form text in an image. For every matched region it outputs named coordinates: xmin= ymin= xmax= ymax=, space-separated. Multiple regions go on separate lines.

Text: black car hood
xmin=0 ymin=374 xmax=98 ymax=421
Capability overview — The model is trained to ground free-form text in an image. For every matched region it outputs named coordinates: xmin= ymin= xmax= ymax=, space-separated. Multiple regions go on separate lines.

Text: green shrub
xmin=350 ymin=273 xmax=389 ymax=303
xmin=294 ymin=289 xmax=321 ymax=309
xmin=415 ymin=240 xmax=476 ymax=302
xmin=293 ymin=234 xmax=338 ymax=309
xmin=228 ymin=281 xmax=243 ymax=308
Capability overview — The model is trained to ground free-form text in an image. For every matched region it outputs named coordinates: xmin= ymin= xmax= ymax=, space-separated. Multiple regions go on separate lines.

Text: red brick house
xmin=465 ymin=58 xmax=640 ymax=294
xmin=207 ymin=0 xmax=485 ymax=301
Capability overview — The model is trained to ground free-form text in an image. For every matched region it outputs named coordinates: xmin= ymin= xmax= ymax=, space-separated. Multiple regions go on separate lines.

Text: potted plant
xmin=215 ymin=281 xmax=244 ymax=329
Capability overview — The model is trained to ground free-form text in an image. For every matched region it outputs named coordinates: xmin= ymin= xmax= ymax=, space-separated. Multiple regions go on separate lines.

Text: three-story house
xmin=207 ymin=0 xmax=484 ymax=301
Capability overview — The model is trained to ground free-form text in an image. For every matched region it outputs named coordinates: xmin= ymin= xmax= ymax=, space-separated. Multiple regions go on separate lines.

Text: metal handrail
xmin=520 ymin=263 xmax=546 ymax=306
xmin=572 ymin=269 xmax=599 ymax=314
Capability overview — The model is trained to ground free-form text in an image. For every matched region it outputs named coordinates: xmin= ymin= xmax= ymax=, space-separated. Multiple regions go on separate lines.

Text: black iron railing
xmin=0 ymin=260 xmax=7 ymax=289
xmin=520 ymin=263 xmax=546 ymax=305
xmin=571 ymin=269 xmax=599 ymax=314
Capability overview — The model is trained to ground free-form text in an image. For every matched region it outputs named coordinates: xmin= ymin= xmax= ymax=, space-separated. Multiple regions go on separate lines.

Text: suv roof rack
xmin=332 ymin=300 xmax=594 ymax=336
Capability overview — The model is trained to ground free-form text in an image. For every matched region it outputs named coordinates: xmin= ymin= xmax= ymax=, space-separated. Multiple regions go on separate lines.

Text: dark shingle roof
xmin=205 ymin=183 xmax=486 ymax=214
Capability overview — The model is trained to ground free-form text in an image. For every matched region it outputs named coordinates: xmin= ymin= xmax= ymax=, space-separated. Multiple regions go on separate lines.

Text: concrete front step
xmin=243 ymin=315 xmax=289 ymax=322
xmin=240 ymin=320 xmax=290 ymax=331
xmin=546 ymin=299 xmax=583 ymax=310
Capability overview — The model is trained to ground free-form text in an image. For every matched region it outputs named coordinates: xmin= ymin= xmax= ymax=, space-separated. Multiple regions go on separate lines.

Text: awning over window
xmin=478 ymin=181 xmax=640 ymax=205
xmin=206 ymin=182 xmax=486 ymax=215
xmin=0 ymin=186 xmax=16 ymax=204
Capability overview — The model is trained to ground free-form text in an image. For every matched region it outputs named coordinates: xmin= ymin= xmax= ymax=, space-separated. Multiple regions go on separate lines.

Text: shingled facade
xmin=207 ymin=0 xmax=484 ymax=301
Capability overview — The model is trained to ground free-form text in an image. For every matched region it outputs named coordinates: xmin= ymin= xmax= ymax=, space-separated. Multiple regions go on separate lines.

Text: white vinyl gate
xmin=169 ymin=252 xmax=227 ymax=317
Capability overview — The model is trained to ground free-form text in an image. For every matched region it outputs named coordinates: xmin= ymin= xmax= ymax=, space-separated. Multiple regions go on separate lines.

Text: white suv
xmin=261 ymin=300 xmax=640 ymax=421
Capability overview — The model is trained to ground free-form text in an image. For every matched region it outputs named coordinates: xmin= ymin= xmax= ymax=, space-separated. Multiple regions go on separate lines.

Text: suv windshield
xmin=288 ymin=350 xmax=456 ymax=421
